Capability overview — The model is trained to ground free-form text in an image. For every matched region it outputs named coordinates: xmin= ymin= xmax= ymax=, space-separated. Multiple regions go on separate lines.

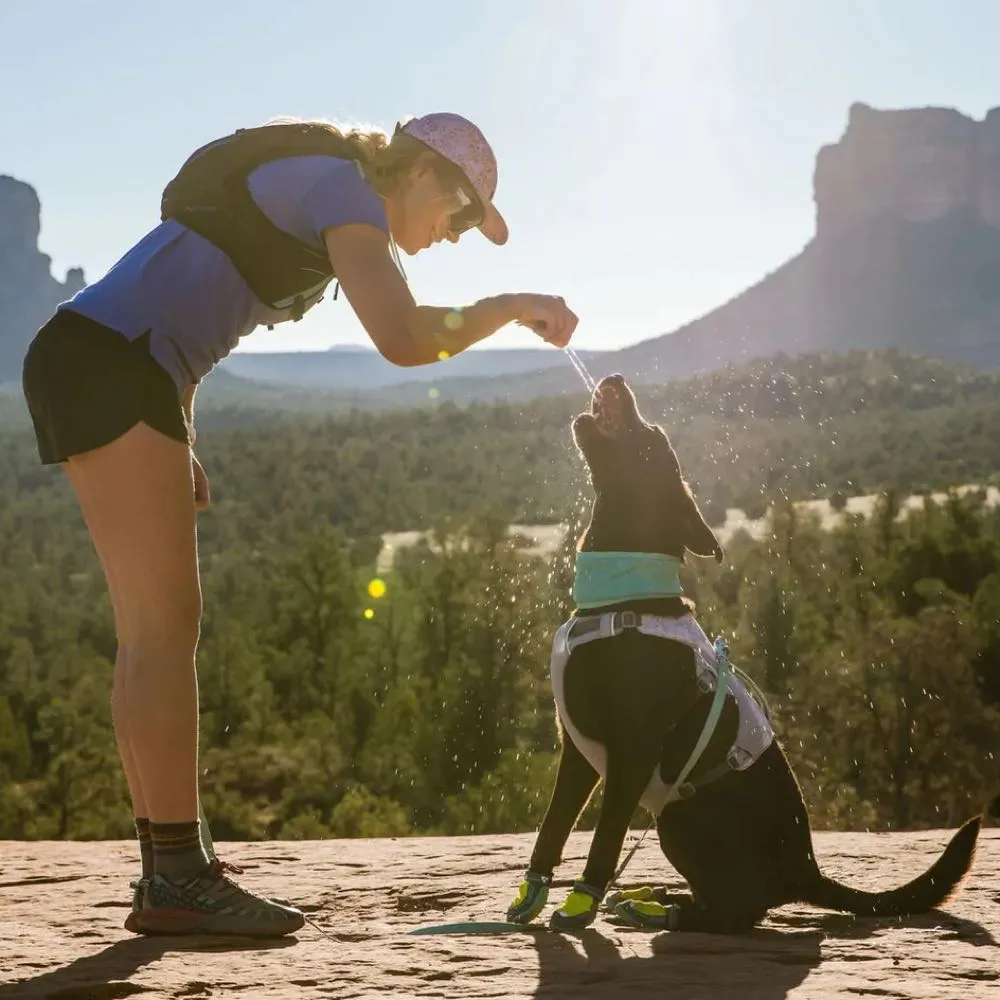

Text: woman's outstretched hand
xmin=512 ymin=294 xmax=578 ymax=349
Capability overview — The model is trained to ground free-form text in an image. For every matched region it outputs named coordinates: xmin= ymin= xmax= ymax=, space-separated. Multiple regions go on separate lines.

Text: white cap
xmin=400 ymin=112 xmax=508 ymax=245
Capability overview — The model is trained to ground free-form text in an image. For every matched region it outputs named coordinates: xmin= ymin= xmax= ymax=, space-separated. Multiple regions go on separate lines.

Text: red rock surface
xmin=1 ymin=828 xmax=997 ymax=998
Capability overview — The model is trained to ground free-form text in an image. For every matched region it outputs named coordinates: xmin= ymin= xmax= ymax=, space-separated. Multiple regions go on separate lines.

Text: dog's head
xmin=571 ymin=373 xmax=723 ymax=563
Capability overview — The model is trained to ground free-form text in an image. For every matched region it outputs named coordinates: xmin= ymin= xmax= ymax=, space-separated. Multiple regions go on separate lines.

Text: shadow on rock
xmin=0 ymin=934 xmax=298 ymax=1000
xmin=532 ymin=906 xmax=999 ymax=999
xmin=533 ymin=925 xmax=823 ymax=1000
xmin=806 ymin=908 xmax=999 ymax=948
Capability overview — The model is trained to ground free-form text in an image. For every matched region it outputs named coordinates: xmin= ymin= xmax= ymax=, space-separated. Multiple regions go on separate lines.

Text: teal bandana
xmin=572 ymin=551 xmax=684 ymax=609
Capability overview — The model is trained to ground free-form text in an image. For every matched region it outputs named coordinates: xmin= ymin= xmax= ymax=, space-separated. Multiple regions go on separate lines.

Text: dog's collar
xmin=572 ymin=551 xmax=683 ymax=610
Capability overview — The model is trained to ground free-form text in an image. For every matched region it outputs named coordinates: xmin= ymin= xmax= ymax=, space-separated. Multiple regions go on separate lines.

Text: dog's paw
xmin=506 ymin=870 xmax=550 ymax=924
xmin=548 ymin=881 xmax=603 ymax=932
xmin=602 ymin=885 xmax=655 ymax=913
xmin=613 ymin=899 xmax=681 ymax=931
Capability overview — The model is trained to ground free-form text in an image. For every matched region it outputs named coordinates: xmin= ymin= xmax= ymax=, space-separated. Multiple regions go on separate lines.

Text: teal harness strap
xmin=669 ymin=637 xmax=731 ymax=796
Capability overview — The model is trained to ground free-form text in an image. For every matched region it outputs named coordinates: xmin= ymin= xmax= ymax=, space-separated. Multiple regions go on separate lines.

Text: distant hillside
xmin=606 ymin=211 xmax=1000 ymax=382
xmin=220 ymin=345 xmax=605 ymax=389
xmin=220 ymin=101 xmax=1000 ymax=389
xmin=185 ymin=347 xmax=1000 ymax=429
xmin=4 ymin=100 xmax=1000 ymax=390
xmin=4 ymin=347 xmax=998 ymax=533
xmin=605 ymin=102 xmax=1000 ymax=380
xmin=4 ymin=346 xmax=996 ymax=423
xmin=225 ymin=344 xmax=994 ymax=413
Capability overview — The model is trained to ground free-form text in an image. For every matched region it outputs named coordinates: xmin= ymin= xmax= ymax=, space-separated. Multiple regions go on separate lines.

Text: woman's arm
xmin=323 ymin=224 xmax=574 ymax=366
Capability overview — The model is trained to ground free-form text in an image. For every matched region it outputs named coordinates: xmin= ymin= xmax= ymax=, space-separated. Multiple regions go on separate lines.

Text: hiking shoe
xmin=212 ymin=860 xmax=294 ymax=907
xmin=123 ymin=878 xmax=147 ymax=934
xmin=123 ymin=862 xmax=293 ymax=934
xmin=134 ymin=859 xmax=304 ymax=937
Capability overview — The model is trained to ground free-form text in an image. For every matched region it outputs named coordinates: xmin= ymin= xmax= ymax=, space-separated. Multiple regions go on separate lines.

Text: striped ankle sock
xmin=135 ymin=817 xmax=153 ymax=880
xmin=150 ymin=820 xmax=211 ymax=882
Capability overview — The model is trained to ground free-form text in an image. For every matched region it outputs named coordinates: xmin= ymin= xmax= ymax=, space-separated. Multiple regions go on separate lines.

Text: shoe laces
xmin=204 ymin=859 xmax=247 ymax=894
xmin=200 ymin=858 xmax=276 ymax=906
xmin=212 ymin=859 xmax=245 ymax=876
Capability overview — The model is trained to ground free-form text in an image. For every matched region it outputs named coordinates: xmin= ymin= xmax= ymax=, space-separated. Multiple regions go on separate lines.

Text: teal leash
xmin=607 ymin=635 xmax=732 ymax=888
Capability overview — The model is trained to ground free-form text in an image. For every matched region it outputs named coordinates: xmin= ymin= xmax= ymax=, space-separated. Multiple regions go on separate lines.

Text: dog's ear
xmin=651 ymin=428 xmax=723 ymax=563
xmin=680 ymin=482 xmax=724 ymax=563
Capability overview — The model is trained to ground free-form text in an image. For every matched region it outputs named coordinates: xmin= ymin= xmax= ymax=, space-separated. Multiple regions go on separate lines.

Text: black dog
xmin=507 ymin=373 xmax=982 ymax=933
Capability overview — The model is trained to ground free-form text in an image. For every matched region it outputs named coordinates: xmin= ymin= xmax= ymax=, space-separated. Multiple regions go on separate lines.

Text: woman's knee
xmin=127 ymin=597 xmax=203 ymax=659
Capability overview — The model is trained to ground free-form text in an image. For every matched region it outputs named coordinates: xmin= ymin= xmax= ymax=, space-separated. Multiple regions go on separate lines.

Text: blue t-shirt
xmin=60 ymin=156 xmax=388 ymax=389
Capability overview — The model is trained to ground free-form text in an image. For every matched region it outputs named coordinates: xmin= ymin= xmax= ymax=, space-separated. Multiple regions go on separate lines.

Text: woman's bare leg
xmin=64 ymin=421 xmax=302 ymax=935
xmin=66 ymin=422 xmax=202 ymax=825
xmin=65 ymin=466 xmax=149 ymax=820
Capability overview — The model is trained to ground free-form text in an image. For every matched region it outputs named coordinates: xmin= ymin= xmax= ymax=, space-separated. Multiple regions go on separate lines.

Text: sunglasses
xmin=435 ymin=165 xmax=484 ymax=234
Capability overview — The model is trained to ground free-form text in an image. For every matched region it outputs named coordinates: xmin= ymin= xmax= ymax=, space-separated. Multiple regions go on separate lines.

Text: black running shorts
xmin=21 ymin=309 xmax=191 ymax=465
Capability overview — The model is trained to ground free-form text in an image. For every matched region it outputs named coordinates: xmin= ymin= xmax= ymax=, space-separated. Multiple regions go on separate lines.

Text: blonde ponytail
xmin=262 ymin=115 xmax=434 ymax=196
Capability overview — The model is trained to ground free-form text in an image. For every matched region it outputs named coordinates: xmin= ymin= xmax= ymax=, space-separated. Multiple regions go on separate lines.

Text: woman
xmin=21 ymin=111 xmax=578 ymax=938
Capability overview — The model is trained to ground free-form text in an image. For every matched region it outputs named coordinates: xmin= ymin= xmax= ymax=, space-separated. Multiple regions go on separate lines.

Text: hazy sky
xmin=2 ymin=0 xmax=998 ymax=354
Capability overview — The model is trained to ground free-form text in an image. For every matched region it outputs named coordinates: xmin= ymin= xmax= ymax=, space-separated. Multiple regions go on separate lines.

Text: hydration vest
xmin=160 ymin=123 xmax=364 ymax=320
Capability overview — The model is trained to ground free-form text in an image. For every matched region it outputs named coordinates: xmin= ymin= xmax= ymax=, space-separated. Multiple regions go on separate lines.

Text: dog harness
xmin=549 ymin=610 xmax=775 ymax=814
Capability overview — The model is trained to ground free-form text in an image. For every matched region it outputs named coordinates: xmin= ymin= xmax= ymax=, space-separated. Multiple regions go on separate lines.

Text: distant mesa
xmin=0 ymin=175 xmax=85 ymax=380
xmin=228 ymin=100 xmax=1000 ymax=389
xmin=607 ymin=101 xmax=1000 ymax=382
xmin=815 ymin=101 xmax=1000 ymax=237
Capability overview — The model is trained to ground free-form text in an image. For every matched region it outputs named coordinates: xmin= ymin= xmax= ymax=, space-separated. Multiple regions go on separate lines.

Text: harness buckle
xmin=616 ymin=610 xmax=639 ymax=632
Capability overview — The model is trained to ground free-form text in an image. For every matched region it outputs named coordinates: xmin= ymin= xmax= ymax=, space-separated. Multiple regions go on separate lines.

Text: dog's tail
xmin=800 ymin=813 xmax=982 ymax=917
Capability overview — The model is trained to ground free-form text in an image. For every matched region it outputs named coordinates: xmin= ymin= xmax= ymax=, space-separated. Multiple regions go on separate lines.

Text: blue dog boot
xmin=549 ymin=881 xmax=603 ymax=932
xmin=506 ymin=870 xmax=551 ymax=924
